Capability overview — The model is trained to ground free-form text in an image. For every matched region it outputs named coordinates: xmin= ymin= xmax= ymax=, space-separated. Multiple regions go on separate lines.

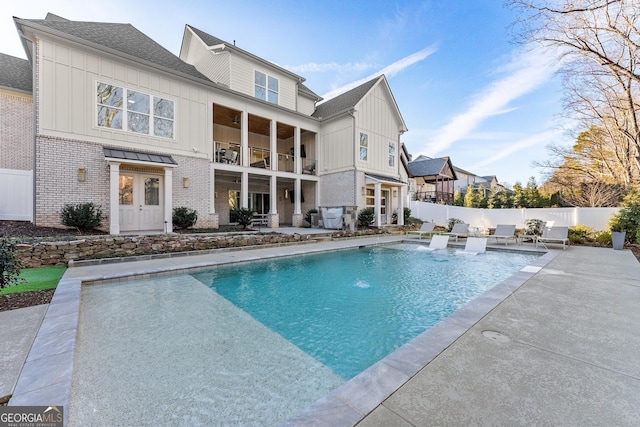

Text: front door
xmin=381 ymin=190 xmax=389 ymax=225
xmin=119 ymin=173 xmax=164 ymax=232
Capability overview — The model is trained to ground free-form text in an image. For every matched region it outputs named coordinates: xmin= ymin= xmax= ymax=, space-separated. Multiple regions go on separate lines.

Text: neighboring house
xmin=407 ymin=156 xmax=457 ymax=204
xmin=2 ymin=13 xmax=409 ymax=234
xmin=453 ymin=166 xmax=505 ymax=197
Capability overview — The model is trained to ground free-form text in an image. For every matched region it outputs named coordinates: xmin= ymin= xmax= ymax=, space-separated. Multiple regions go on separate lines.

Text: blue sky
xmin=0 ymin=0 xmax=570 ymax=187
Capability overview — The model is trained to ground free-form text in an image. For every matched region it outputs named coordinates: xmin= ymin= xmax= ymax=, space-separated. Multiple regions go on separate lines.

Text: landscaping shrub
xmin=568 ymin=224 xmax=595 ymax=244
xmin=60 ymin=202 xmax=103 ymax=231
xmin=595 ymin=231 xmax=612 ymax=244
xmin=523 ymin=219 xmax=545 ymax=236
xmin=608 ymin=187 xmax=640 ymax=243
xmin=447 ymin=218 xmax=464 ymax=232
xmin=172 ymin=207 xmax=198 ymax=229
xmin=358 ymin=208 xmax=375 ymax=227
xmin=305 ymin=209 xmax=318 ymax=225
xmin=0 ymin=238 xmax=24 ymax=289
xmin=231 ymin=208 xmax=255 ymax=229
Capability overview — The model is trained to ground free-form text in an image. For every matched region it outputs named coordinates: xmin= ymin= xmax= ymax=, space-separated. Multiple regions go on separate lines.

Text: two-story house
xmin=1 ymin=13 xmax=408 ymax=234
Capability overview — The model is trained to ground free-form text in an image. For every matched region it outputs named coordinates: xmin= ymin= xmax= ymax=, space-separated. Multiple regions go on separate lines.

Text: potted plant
xmin=608 ymin=188 xmax=640 ymax=250
xmin=610 ymin=224 xmax=626 ymax=250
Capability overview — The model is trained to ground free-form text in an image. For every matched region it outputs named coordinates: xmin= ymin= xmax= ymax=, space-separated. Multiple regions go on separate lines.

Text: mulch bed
xmin=0 ymin=289 xmax=55 ymax=312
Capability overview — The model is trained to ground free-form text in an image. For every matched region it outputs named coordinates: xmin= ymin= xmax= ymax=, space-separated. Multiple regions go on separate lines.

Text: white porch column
xmin=164 ymin=168 xmax=173 ymax=233
xmin=241 ymin=170 xmax=249 ymax=209
xmin=269 ymin=174 xmax=279 ymax=228
xmin=398 ymin=185 xmax=405 ymax=226
xmin=294 ymin=178 xmax=302 ymax=215
xmin=241 ymin=110 xmax=249 ymax=167
xmin=108 ymin=162 xmax=120 ymax=235
xmin=270 ymin=120 xmax=277 ymax=170
xmin=374 ymin=181 xmax=382 ymax=227
xmin=294 ymin=127 xmax=301 ymax=174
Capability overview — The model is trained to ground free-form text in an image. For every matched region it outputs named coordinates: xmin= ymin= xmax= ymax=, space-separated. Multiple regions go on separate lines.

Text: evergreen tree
xmin=512 ymin=182 xmax=527 ymax=208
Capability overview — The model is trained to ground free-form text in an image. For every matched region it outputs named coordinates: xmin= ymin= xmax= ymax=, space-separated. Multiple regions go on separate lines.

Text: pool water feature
xmin=192 ymin=244 xmax=540 ymax=379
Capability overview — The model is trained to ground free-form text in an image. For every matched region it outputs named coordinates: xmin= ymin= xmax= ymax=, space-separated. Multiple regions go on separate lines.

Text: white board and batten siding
xmin=0 ymin=169 xmax=33 ymax=221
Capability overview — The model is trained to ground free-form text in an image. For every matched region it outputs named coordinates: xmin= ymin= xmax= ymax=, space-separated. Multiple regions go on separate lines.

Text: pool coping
xmin=8 ymin=236 xmax=558 ymax=426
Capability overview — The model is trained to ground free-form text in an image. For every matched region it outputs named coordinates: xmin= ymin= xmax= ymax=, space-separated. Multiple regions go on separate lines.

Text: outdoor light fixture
xmin=183 ymin=177 xmax=190 ymax=188
xmin=77 ymin=168 xmax=86 ymax=182
xmin=284 ymin=189 xmax=289 ymax=199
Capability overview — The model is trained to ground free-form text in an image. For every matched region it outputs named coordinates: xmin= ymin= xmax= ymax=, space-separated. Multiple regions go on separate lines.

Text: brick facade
xmin=0 ymin=91 xmax=33 ymax=170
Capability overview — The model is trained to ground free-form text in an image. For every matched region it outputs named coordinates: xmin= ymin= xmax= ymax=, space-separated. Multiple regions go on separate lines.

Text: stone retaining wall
xmin=14 ymin=229 xmax=389 ymax=268
xmin=15 ymin=234 xmax=309 ymax=268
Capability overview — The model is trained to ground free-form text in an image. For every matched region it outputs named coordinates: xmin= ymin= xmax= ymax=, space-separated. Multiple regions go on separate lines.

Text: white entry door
xmin=119 ymin=173 xmax=164 ymax=232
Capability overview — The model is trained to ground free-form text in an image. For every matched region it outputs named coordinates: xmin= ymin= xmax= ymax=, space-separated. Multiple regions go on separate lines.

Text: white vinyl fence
xmin=0 ymin=168 xmax=33 ymax=221
xmin=408 ymin=201 xmax=619 ymax=232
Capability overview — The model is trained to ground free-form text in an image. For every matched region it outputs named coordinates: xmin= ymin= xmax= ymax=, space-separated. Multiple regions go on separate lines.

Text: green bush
xmin=172 ymin=207 xmax=198 ymax=229
xmin=447 ymin=218 xmax=464 ymax=232
xmin=609 ymin=187 xmax=640 ymax=243
xmin=231 ymin=208 xmax=254 ymax=229
xmin=0 ymin=238 xmax=24 ymax=290
xmin=595 ymin=231 xmax=612 ymax=244
xmin=523 ymin=219 xmax=545 ymax=236
xmin=60 ymin=203 xmax=103 ymax=231
xmin=358 ymin=208 xmax=375 ymax=227
xmin=568 ymin=224 xmax=595 ymax=244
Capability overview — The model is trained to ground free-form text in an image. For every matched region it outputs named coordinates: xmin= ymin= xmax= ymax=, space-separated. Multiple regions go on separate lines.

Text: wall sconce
xmin=284 ymin=189 xmax=289 ymax=199
xmin=77 ymin=168 xmax=86 ymax=182
xmin=183 ymin=177 xmax=190 ymax=188
xmin=393 ymin=189 xmax=398 ymax=197
xmin=361 ymin=187 xmax=366 ymax=196
xmin=214 ymin=191 xmax=218 ymax=199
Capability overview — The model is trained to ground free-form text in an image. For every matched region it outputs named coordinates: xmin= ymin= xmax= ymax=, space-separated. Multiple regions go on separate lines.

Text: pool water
xmin=193 ymin=244 xmax=540 ymax=379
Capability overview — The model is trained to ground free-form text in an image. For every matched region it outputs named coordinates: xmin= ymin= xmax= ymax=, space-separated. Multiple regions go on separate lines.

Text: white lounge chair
xmin=421 ymin=234 xmax=449 ymax=251
xmin=536 ymin=226 xmax=569 ymax=250
xmin=443 ymin=223 xmax=469 ymax=242
xmin=406 ymin=222 xmax=436 ymax=239
xmin=491 ymin=224 xmax=517 ymax=246
xmin=456 ymin=237 xmax=487 ymax=255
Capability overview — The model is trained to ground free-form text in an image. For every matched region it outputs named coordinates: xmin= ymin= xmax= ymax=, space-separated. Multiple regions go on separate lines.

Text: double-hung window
xmin=97 ymin=82 xmax=174 ymax=139
xmin=359 ymin=132 xmax=368 ymax=161
xmin=254 ymin=71 xmax=278 ymax=104
xmin=388 ymin=141 xmax=396 ymax=167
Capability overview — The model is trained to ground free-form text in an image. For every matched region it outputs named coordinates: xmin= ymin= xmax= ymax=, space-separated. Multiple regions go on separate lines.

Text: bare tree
xmin=510 ymin=0 xmax=640 ymax=184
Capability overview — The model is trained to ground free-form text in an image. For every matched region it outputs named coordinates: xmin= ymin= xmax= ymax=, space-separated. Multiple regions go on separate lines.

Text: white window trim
xmin=95 ymin=80 xmax=176 ymax=141
xmin=254 ymin=70 xmax=279 ymax=104
xmin=359 ymin=132 xmax=368 ymax=162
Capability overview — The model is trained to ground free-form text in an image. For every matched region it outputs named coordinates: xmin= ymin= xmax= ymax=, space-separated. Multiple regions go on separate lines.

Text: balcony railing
xmin=212 ymin=141 xmax=316 ymax=175
xmin=213 ymin=141 xmax=240 ymax=165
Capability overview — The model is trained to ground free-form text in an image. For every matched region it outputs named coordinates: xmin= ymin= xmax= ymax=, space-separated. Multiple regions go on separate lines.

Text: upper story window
xmin=359 ymin=132 xmax=368 ymax=161
xmin=97 ymin=82 xmax=174 ymax=139
xmin=388 ymin=141 xmax=396 ymax=167
xmin=254 ymin=71 xmax=278 ymax=104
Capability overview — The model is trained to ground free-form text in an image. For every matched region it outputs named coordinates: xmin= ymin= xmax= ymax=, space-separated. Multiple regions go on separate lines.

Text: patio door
xmin=119 ymin=173 xmax=164 ymax=232
xmin=381 ymin=190 xmax=389 ymax=225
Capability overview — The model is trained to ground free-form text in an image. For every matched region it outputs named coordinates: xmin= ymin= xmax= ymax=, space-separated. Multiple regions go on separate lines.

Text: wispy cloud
xmin=419 ymin=49 xmax=559 ymax=156
xmin=468 ymin=129 xmax=563 ymax=170
xmin=320 ymin=44 xmax=438 ymax=101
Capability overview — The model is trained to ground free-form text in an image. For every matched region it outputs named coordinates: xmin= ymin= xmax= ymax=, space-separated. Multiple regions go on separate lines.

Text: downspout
xmin=21 ymin=32 xmax=38 ymax=224
xmin=349 ymin=110 xmax=357 ymax=208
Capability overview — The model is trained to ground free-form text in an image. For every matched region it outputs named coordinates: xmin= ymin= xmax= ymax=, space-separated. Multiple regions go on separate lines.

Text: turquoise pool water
xmin=193 ymin=243 xmax=540 ymax=379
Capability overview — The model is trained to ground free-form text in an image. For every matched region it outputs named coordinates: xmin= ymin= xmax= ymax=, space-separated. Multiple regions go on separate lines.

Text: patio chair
xmin=491 ymin=224 xmax=517 ymax=246
xmin=223 ymin=150 xmax=238 ymax=164
xmin=406 ymin=222 xmax=436 ymax=239
xmin=420 ymin=234 xmax=449 ymax=251
xmin=456 ymin=237 xmax=487 ymax=255
xmin=443 ymin=223 xmax=469 ymax=242
xmin=536 ymin=226 xmax=569 ymax=250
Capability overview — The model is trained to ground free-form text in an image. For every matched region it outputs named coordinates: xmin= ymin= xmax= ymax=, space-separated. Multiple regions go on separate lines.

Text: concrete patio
xmin=2 ymin=236 xmax=639 ymax=425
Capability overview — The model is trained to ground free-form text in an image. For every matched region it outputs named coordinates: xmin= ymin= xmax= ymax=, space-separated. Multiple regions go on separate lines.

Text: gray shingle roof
xmin=408 ymin=157 xmax=457 ymax=180
xmin=312 ymin=76 xmax=380 ymax=119
xmin=0 ymin=53 xmax=32 ymax=92
xmin=18 ymin=16 xmax=208 ymax=81
xmin=365 ymin=173 xmax=406 ymax=184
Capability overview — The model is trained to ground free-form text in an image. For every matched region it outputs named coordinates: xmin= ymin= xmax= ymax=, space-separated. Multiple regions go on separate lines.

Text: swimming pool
xmin=192 ymin=244 xmax=540 ymax=379
xmin=68 ymin=242 xmax=542 ymax=425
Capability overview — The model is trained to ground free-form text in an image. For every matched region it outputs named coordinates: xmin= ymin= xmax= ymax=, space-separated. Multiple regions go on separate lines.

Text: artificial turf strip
xmin=0 ymin=265 xmax=66 ymax=295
